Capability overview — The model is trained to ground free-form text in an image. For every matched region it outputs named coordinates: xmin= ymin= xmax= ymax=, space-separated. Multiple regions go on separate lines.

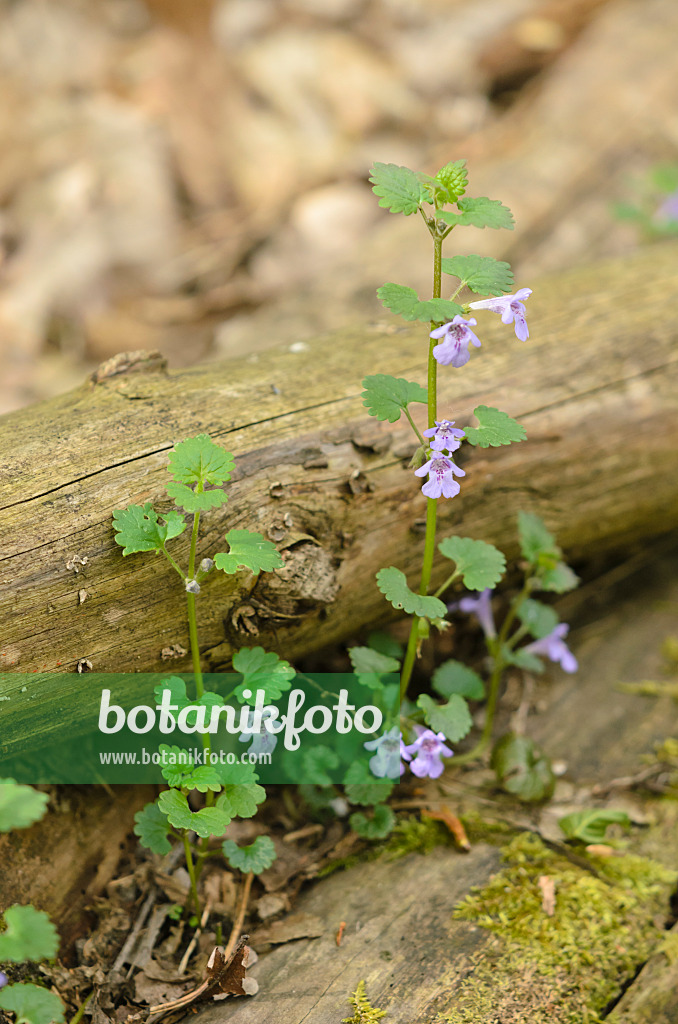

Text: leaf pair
xmin=518 ymin=512 xmax=579 ymax=593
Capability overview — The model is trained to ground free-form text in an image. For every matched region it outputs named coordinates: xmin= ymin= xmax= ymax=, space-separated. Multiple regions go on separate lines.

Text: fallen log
xmin=1 ymin=243 xmax=677 ymax=674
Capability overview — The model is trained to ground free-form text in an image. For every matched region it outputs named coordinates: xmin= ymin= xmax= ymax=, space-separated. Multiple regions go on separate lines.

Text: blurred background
xmin=1 ymin=0 xmax=677 ymax=414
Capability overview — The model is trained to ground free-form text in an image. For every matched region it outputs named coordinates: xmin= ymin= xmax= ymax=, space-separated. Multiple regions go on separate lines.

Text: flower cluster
xmin=365 ymin=725 xmax=453 ymax=781
xmin=414 ymin=419 xmax=466 ymax=499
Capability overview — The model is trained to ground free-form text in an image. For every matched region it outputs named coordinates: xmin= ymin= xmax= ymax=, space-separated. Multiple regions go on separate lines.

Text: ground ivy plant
xmin=113 ymin=434 xmax=285 ymax=916
xmin=0 ymin=780 xmax=64 ymax=1024
xmin=359 ymin=160 xmax=580 ymax=796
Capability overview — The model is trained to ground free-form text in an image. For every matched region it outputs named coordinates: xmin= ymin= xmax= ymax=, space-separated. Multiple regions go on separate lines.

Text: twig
xmin=222 ymin=872 xmax=254 ymax=963
xmin=112 ymin=888 xmax=157 ymax=973
xmin=177 ymin=901 xmax=211 ymax=976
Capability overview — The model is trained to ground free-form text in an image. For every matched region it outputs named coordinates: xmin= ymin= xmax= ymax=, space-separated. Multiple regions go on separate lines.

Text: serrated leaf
xmin=344 ymin=761 xmax=395 ymax=806
xmin=165 ymin=480 xmax=229 ymax=512
xmin=214 ymin=758 xmax=260 ymax=787
xmin=217 ymin=782 xmax=266 ymax=819
xmin=558 ymin=809 xmax=631 ymax=844
xmin=301 ymin=745 xmax=340 ymax=786
xmin=158 ymin=745 xmax=222 ymax=792
xmin=112 ymin=503 xmax=186 ymax=555
xmin=348 ymin=647 xmax=400 ymax=690
xmin=491 ymin=734 xmax=555 ymax=802
xmin=167 ymin=434 xmax=235 ymax=486
xmin=414 ymin=297 xmax=465 ymax=323
xmin=367 ymin=631 xmax=404 ymax=659
xmin=158 ymin=789 xmax=231 ymax=838
xmin=502 ymin=646 xmax=544 ymax=673
xmin=0 ymin=906 xmax=59 ymax=963
xmin=134 ymin=800 xmax=173 ymax=855
xmin=517 ymin=599 xmax=559 ymax=640
xmin=438 ymin=196 xmax=514 ymax=230
xmin=376 ymin=567 xmax=447 ymax=620
xmin=231 ymin=647 xmax=295 ymax=703
xmin=432 ymin=660 xmax=485 ymax=700
xmin=435 ymin=160 xmax=468 ymax=201
xmin=438 ymin=536 xmax=506 ymax=590
xmin=417 ymin=694 xmax=472 ymax=742
xmin=0 ymin=984 xmax=65 ymax=1024
xmin=214 ymin=530 xmax=284 ymax=575
xmin=153 ymin=678 xmax=223 ymax=729
xmin=361 ymin=373 xmax=427 ymax=423
xmin=463 ymin=406 xmax=526 ymax=448
xmin=349 ymin=803 xmax=395 ymax=840
xmin=441 ymin=254 xmax=513 ymax=296
xmin=222 ymin=835 xmax=277 ymax=875
xmin=0 ymin=780 xmax=49 ymax=832
xmin=369 ymin=163 xmax=422 ymax=215
xmin=376 ymin=282 xmax=421 ymax=320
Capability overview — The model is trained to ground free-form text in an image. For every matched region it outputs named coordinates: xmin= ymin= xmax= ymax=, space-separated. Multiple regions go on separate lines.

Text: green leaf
xmin=435 ymin=160 xmax=468 ymax=201
xmin=438 ymin=536 xmax=506 ymax=590
xmin=0 ymin=780 xmax=49 ymax=832
xmin=414 ymin=297 xmax=465 ymax=323
xmin=344 ymin=762 xmax=395 ymax=806
xmin=517 ymin=599 xmax=559 ymax=640
xmin=558 ymin=809 xmax=631 ymax=845
xmin=348 ymin=646 xmax=400 ymax=690
xmin=376 ymin=282 xmax=420 ymax=319
xmin=231 ymin=647 xmax=295 ymax=703
xmin=438 ymin=196 xmax=514 ymax=230
xmin=441 ymin=254 xmax=513 ymax=296
xmin=158 ymin=789 xmax=231 ymax=838
xmin=167 ymin=434 xmax=235 ymax=486
xmin=432 ymin=660 xmax=485 ymax=700
xmin=417 ymin=694 xmax=473 ymax=743
xmin=153 ymin=678 xmax=224 ymax=728
xmin=349 ymin=804 xmax=395 ymax=840
xmin=502 ymin=646 xmax=544 ymax=674
xmin=517 ymin=512 xmax=559 ymax=566
xmin=217 ymin=783 xmax=266 ymax=819
xmin=367 ymin=631 xmax=404 ymax=660
xmin=650 ymin=162 xmax=678 ymax=193
xmin=165 ymin=480 xmax=229 ymax=512
xmin=222 ymin=835 xmax=277 ymax=875
xmin=214 ymin=759 xmax=260 ymax=787
xmin=158 ymin=745 xmax=222 ymax=792
xmin=463 ymin=406 xmax=526 ymax=448
xmin=0 ymin=906 xmax=59 ymax=963
xmin=134 ymin=800 xmax=173 ymax=855
xmin=369 ymin=163 xmax=422 ymax=215
xmin=0 ymin=984 xmax=65 ymax=1024
xmin=491 ymin=734 xmax=555 ymax=802
xmin=376 ymin=567 xmax=447 ymax=620
xmin=301 ymin=745 xmax=340 ymax=786
xmin=214 ymin=530 xmax=284 ymax=575
xmin=361 ymin=373 xmax=427 ymax=423
xmin=112 ymin=503 xmax=186 ymax=555
xmin=541 ymin=562 xmax=580 ymax=594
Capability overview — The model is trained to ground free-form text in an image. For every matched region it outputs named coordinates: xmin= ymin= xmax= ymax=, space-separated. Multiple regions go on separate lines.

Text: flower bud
xmin=200 ymin=557 xmax=215 ymax=573
xmin=185 ymin=579 xmax=201 ymax=595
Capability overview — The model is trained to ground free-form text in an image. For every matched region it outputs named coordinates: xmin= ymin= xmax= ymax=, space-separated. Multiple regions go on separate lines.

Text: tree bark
xmin=1 ymin=243 xmax=677 ymax=675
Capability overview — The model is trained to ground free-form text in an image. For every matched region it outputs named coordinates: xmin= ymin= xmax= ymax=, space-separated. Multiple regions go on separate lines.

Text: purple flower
xmin=469 ymin=288 xmax=532 ymax=341
xmin=450 ymin=588 xmax=496 ymax=639
xmin=239 ymin=708 xmax=278 ymax=756
xmin=423 ymin=419 xmax=465 ymax=453
xmin=655 ymin=189 xmax=678 ymax=225
xmin=0 ymin=972 xmax=7 ymax=989
xmin=430 ymin=317 xmax=481 ymax=367
xmin=414 ymin=455 xmax=465 ymax=499
xmin=402 ymin=727 xmax=453 ymax=779
xmin=364 ymin=726 xmax=407 ymax=778
xmin=524 ymin=623 xmax=578 ymax=673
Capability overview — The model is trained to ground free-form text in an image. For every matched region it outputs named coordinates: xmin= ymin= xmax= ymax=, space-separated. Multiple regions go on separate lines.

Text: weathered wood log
xmin=1 ymin=243 xmax=677 ymax=674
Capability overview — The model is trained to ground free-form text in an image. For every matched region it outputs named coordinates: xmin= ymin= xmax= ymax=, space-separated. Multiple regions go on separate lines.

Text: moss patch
xmin=443 ymin=833 xmax=676 ymax=1024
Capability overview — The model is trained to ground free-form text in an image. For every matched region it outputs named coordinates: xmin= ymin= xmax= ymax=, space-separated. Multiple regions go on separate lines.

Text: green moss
xmin=342 ymin=981 xmax=387 ymax=1023
xmin=443 ymin=833 xmax=676 ymax=1024
xmin=382 ymin=815 xmax=449 ymax=860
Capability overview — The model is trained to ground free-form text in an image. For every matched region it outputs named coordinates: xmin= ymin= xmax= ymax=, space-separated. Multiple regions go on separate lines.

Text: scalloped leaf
xmin=231 ymin=647 xmax=295 ymax=704
xmin=348 ymin=646 xmax=400 ymax=690
xmin=222 ymin=835 xmax=277 ymax=875
xmin=434 ymin=160 xmax=468 ymax=202
xmin=0 ymin=984 xmax=65 ymax=1024
xmin=558 ymin=809 xmax=630 ymax=844
xmin=0 ymin=780 xmax=49 ymax=832
xmin=165 ymin=480 xmax=229 ymax=512
xmin=344 ymin=761 xmax=395 ymax=806
xmin=217 ymin=782 xmax=266 ymax=819
xmin=376 ymin=567 xmax=447 ymax=620
xmin=463 ymin=406 xmax=526 ymax=448
xmin=214 ymin=530 xmax=284 ymax=575
xmin=361 ymin=374 xmax=427 ymax=423
xmin=158 ymin=745 xmax=222 ymax=792
xmin=349 ymin=803 xmax=395 ymax=840
xmin=158 ymin=789 xmax=231 ymax=838
xmin=432 ymin=660 xmax=485 ymax=700
xmin=417 ymin=694 xmax=473 ymax=743
xmin=438 ymin=536 xmax=506 ymax=590
xmin=369 ymin=163 xmax=422 ymax=215
xmin=0 ymin=906 xmax=59 ymax=963
xmin=134 ymin=800 xmax=173 ymax=855
xmin=112 ymin=503 xmax=186 ymax=555
xmin=438 ymin=196 xmax=514 ymax=230
xmin=491 ymin=734 xmax=555 ymax=802
xmin=167 ymin=434 xmax=235 ymax=486
xmin=441 ymin=254 xmax=513 ymax=296
xmin=517 ymin=599 xmax=559 ymax=640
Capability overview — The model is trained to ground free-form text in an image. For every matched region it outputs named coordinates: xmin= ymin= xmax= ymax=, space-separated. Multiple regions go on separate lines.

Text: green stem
xmin=398 ymin=232 xmax=443 ymax=703
xmin=453 ymin=581 xmax=532 ymax=765
xmin=404 ymin=406 xmax=426 ymax=447
xmin=433 ymin=569 xmax=460 ymax=600
xmin=183 ymin=830 xmax=201 ymax=918
xmin=162 ymin=546 xmax=187 ymax=581
xmin=186 ymin=509 xmax=204 ymax=700
xmin=68 ymin=991 xmax=93 ymax=1024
